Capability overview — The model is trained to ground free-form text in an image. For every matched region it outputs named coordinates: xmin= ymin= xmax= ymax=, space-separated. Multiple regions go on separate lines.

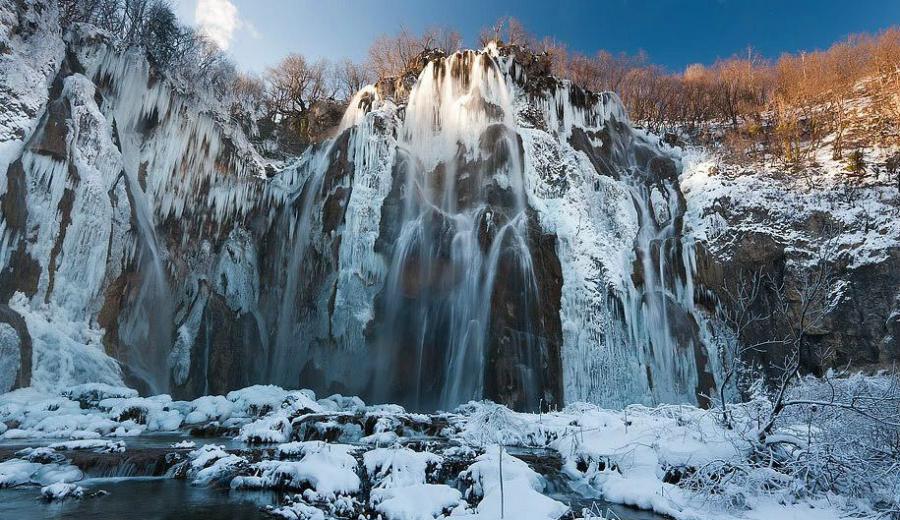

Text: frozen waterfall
xmin=0 ymin=37 xmax=721 ymax=411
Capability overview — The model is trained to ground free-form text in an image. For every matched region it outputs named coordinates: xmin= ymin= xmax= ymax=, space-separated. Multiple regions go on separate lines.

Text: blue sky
xmin=175 ymin=0 xmax=900 ymax=74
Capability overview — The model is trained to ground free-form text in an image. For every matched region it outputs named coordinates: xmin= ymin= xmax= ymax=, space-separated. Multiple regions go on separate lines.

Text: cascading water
xmin=613 ymin=178 xmax=712 ymax=405
xmin=269 ymin=147 xmax=332 ymax=386
xmin=93 ymin=51 xmax=177 ymax=394
xmin=261 ymin=88 xmax=396 ymax=393
xmin=372 ymin=49 xmax=544 ymax=410
xmin=238 ymin=48 xmax=714 ymax=411
xmin=114 ymin=126 xmax=175 ymax=395
xmin=523 ymin=81 xmax=718 ymax=408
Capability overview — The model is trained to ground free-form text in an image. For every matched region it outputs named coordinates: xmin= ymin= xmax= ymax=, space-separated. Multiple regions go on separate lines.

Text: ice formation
xmin=0 ymin=8 xmax=723 ymax=411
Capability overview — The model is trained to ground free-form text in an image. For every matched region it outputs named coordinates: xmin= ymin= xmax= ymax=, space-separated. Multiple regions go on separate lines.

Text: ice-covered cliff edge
xmin=0 ymin=2 xmax=727 ymax=411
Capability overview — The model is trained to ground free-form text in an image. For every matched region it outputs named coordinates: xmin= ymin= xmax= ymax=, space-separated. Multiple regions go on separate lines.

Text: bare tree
xmin=711 ymin=225 xmax=896 ymax=444
xmin=757 ymin=235 xmax=842 ymax=441
xmin=334 ymin=59 xmax=373 ymax=101
xmin=870 ymin=28 xmax=900 ymax=146
xmin=265 ymin=54 xmax=334 ymax=139
xmin=368 ymin=26 xmax=460 ymax=80
xmin=716 ymin=268 xmax=782 ymax=427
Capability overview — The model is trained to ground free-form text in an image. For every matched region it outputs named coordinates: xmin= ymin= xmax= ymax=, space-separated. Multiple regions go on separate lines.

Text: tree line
xmin=506 ymin=19 xmax=900 ymax=169
xmin=56 ymin=3 xmax=900 ymax=168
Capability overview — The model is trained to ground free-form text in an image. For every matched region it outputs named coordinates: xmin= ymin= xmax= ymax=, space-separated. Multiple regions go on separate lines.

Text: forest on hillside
xmin=57 ymin=1 xmax=900 ymax=175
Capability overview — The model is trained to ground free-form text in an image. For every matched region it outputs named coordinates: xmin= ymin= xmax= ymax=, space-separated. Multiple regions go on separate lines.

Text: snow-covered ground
xmin=681 ymin=144 xmax=900 ymax=270
xmin=1 ymin=381 xmax=894 ymax=519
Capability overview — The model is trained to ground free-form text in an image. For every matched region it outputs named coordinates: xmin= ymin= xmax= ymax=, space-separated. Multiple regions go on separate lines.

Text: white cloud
xmin=195 ymin=0 xmax=240 ymax=50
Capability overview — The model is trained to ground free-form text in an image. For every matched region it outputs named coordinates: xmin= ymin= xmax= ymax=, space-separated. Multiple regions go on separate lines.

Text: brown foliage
xmin=516 ymin=22 xmax=899 ymax=166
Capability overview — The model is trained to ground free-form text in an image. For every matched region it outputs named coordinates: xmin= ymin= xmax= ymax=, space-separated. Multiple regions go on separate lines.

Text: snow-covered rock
xmin=40 ymin=482 xmax=85 ymax=500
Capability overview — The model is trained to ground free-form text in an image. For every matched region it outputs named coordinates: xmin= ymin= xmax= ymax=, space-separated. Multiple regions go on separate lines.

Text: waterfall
xmin=99 ymin=52 xmax=175 ymax=394
xmin=614 ymin=179 xmax=709 ymax=405
xmin=338 ymin=85 xmax=379 ymax=133
xmin=371 ymin=49 xmax=543 ymax=410
xmin=2 ymin=34 xmax=723 ymax=408
xmin=269 ymin=145 xmax=334 ymax=387
xmin=81 ymin=47 xmax=263 ymax=393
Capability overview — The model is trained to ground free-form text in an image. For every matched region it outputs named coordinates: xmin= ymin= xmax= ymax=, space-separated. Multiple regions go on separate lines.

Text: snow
xmin=233 ymin=389 xmax=323 ymax=444
xmin=371 ymin=483 xmax=463 ymax=520
xmin=0 ymin=393 xmax=123 ymax=439
xmin=40 ymin=482 xmax=85 ymax=500
xmin=0 ymin=381 xmax=890 ymax=518
xmin=268 ymin=500 xmax=327 ymax=520
xmin=237 ymin=414 xmax=292 ymax=444
xmin=364 ymin=446 xmax=442 ymax=487
xmin=461 ymin=447 xmax=568 ymax=520
xmin=232 ymin=441 xmax=361 ymax=498
xmin=0 ymin=459 xmax=44 ymax=487
xmin=98 ymin=395 xmax=184 ymax=431
xmin=363 ymin=445 xmax=461 ymax=519
xmin=184 ymin=395 xmax=233 ymax=424
xmin=317 ymin=394 xmax=366 ymax=413
xmin=0 ymin=384 xmax=326 ymax=441
xmin=0 ymin=458 xmax=82 ymax=487
xmin=13 ymin=446 xmax=61 ymax=463
xmin=681 ymin=146 xmax=900 ymax=270
xmin=48 ymin=439 xmax=125 ymax=453
xmin=226 ymin=384 xmax=291 ymax=417
xmin=191 ymin=447 xmax=247 ymax=486
xmin=63 ymin=383 xmax=139 ymax=405
xmin=741 ymin=497 xmax=852 ymax=520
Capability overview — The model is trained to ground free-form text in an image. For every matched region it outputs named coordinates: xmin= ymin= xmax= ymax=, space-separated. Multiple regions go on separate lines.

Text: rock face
xmin=5 ymin=6 xmax=894 ymax=412
xmin=0 ymin=303 xmax=31 ymax=391
xmin=683 ymin=154 xmax=900 ymax=383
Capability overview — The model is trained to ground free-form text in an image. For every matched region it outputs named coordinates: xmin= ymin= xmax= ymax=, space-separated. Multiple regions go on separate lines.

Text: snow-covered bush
xmin=678 ymin=373 xmax=900 ymax=514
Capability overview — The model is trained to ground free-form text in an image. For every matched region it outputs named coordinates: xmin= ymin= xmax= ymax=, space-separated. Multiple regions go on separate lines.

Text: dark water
xmin=0 ymin=433 xmax=243 ymax=451
xmin=0 ymin=440 xmax=669 ymax=520
xmin=0 ymin=475 xmax=669 ymax=520
xmin=0 ymin=478 xmax=276 ymax=520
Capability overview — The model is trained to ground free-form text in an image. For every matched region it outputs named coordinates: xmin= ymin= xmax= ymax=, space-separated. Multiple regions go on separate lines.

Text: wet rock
xmin=29 ymin=80 xmax=70 ymax=161
xmin=0 ymin=304 xmax=31 ymax=391
xmin=568 ymin=126 xmax=619 ymax=179
xmin=0 ymin=159 xmax=41 ymax=301
xmin=66 ymin=448 xmax=190 ymax=478
xmin=176 ymin=293 xmax=263 ymax=398
xmin=485 ymin=212 xmax=564 ymax=411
